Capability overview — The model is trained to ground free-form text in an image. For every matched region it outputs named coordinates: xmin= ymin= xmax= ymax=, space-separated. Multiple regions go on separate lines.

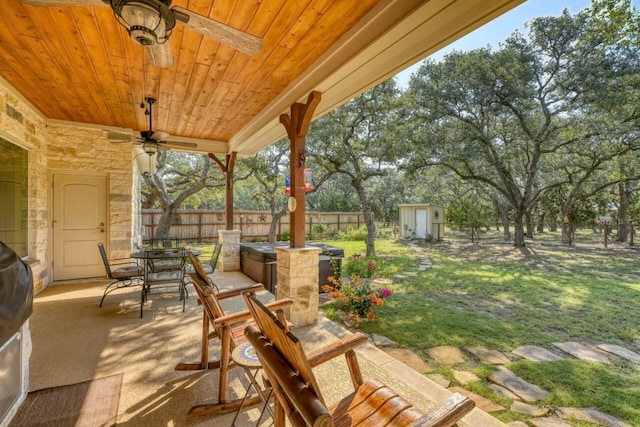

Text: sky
xmin=395 ymin=0 xmax=592 ymax=87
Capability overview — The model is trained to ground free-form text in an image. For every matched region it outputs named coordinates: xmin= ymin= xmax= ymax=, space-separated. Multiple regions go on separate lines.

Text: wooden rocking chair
xmin=243 ymin=294 xmax=476 ymax=427
xmin=175 ymin=250 xmax=293 ymax=417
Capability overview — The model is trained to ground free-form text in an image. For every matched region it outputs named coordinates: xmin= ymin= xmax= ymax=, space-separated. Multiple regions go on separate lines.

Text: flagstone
xmin=557 ymin=407 xmax=632 ymax=427
xmin=510 ymin=401 xmax=549 ymax=417
xmin=490 ymin=366 xmax=550 ymax=403
xmin=448 ymin=387 xmax=506 ymax=413
xmin=512 ymin=345 xmax=564 ymax=362
xmin=452 ymin=369 xmax=480 ymax=385
xmin=425 ymin=345 xmax=466 ymax=366
xmin=597 ymin=343 xmax=640 ymax=363
xmin=467 ymin=346 xmax=511 ymax=364
xmin=371 ymin=333 xmax=396 ymax=347
xmin=383 ymin=347 xmax=430 ymax=373
xmin=426 ymin=373 xmax=451 ymax=388
xmin=507 ymin=422 xmax=529 ymax=427
xmin=553 ymin=342 xmax=613 ymax=363
xmin=528 ymin=418 xmax=572 ymax=427
xmin=489 ymin=383 xmax=519 ymax=400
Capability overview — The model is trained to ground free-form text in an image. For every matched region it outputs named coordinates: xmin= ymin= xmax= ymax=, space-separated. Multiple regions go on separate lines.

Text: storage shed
xmin=398 ymin=204 xmax=445 ymax=240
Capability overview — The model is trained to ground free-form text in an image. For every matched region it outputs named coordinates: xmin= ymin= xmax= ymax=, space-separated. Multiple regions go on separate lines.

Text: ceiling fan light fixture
xmin=142 ymin=141 xmax=160 ymax=155
xmin=111 ymin=0 xmax=175 ymax=46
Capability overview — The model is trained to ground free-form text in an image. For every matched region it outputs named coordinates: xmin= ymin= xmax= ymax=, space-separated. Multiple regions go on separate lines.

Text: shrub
xmin=343 ymin=255 xmax=379 ymax=279
xmin=338 ymin=225 xmax=368 ymax=241
xmin=323 ymin=274 xmax=392 ymax=327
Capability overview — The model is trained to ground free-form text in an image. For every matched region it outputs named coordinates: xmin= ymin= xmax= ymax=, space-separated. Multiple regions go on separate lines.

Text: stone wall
xmin=0 ymin=77 xmax=136 ymax=293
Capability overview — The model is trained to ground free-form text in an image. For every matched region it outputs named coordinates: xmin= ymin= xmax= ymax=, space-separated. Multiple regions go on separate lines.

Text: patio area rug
xmin=10 ymin=373 xmax=122 ymax=427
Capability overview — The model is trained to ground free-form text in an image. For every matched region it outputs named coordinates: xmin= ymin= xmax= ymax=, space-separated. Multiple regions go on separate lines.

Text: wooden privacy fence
xmin=141 ymin=209 xmax=366 ymax=242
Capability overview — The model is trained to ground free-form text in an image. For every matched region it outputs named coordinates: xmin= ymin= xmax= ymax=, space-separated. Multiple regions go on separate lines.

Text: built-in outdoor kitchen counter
xmin=240 ymin=243 xmax=344 ymax=293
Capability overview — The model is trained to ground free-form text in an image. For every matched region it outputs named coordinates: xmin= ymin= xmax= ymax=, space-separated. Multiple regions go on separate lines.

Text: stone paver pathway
xmin=597 ymin=343 xmax=640 ymax=363
xmin=490 ymin=366 xmax=550 ymax=403
xmin=553 ymin=341 xmax=613 ymax=363
xmin=425 ymin=345 xmax=466 ymax=365
xmin=467 ymin=346 xmax=511 ymax=364
xmin=557 ymin=407 xmax=632 ymax=427
xmin=510 ymin=401 xmax=549 ymax=417
xmin=512 ymin=345 xmax=564 ymax=362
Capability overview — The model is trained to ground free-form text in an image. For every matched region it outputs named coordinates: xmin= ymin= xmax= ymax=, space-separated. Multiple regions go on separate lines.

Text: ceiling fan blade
xmin=147 ymin=43 xmax=175 ymax=68
xmin=163 ymin=140 xmax=198 ymax=149
xmin=172 ymin=6 xmax=262 ymax=56
xmin=151 ymin=130 xmax=170 ymax=141
xmin=104 ymin=130 xmax=133 ymax=142
xmin=20 ymin=0 xmax=106 ymax=6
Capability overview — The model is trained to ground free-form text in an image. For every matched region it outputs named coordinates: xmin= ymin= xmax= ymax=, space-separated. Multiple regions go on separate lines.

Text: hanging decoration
xmin=284 ymin=169 xmax=313 ymax=194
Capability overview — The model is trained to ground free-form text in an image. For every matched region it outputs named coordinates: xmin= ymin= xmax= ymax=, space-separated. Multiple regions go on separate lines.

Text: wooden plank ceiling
xmin=0 ymin=0 xmax=526 ymax=156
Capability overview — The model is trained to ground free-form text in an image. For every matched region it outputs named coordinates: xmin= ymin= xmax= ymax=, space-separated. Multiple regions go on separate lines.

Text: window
xmin=0 ymin=138 xmax=28 ymax=257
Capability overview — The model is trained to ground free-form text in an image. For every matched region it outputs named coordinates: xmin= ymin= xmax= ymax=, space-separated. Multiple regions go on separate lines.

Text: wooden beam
xmin=279 ymin=91 xmax=321 ymax=248
xmin=209 ymin=152 xmax=237 ymax=230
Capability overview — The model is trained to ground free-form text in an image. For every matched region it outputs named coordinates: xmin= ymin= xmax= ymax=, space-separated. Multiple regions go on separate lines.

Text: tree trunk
xmin=269 ymin=210 xmax=288 ymax=243
xmin=525 ymin=211 xmax=535 ymax=239
xmin=561 ymin=209 xmax=573 ymax=245
xmin=617 ymin=180 xmax=632 ymax=242
xmin=154 ymin=208 xmax=177 ymax=240
xmin=353 ymin=179 xmax=376 ymax=257
xmin=492 ymin=199 xmax=511 ymax=241
xmin=513 ymin=210 xmax=526 ymax=247
xmin=536 ymin=212 xmax=545 ymax=233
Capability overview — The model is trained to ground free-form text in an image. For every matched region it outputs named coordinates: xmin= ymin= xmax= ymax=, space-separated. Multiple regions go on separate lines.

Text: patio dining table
xmin=131 ymin=248 xmax=201 ymax=317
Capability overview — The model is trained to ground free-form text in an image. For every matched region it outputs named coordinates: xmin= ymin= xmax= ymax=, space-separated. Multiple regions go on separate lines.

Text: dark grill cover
xmin=0 ymin=241 xmax=33 ymax=346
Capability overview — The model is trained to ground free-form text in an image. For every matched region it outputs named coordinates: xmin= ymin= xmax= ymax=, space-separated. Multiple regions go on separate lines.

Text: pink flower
xmin=368 ymin=262 xmax=376 ymax=270
xmin=380 ymin=288 xmax=392 ymax=298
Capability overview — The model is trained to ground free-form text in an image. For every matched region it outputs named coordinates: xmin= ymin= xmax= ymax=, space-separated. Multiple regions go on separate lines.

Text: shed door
xmin=415 ymin=209 xmax=427 ymax=238
xmin=52 ymin=173 xmax=107 ymax=280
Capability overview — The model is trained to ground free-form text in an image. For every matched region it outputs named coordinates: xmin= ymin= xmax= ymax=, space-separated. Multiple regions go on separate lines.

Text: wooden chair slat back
xmin=244 ymin=294 xmax=325 ymax=405
xmin=187 ymin=250 xmax=210 ymax=283
xmin=245 ymin=325 xmax=332 ymax=427
xmin=189 ymin=272 xmax=225 ymax=321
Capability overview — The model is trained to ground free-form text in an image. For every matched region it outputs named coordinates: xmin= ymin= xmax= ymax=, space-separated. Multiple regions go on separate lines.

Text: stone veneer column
xmin=217 ymin=230 xmax=240 ymax=272
xmin=275 ymin=246 xmax=322 ymax=327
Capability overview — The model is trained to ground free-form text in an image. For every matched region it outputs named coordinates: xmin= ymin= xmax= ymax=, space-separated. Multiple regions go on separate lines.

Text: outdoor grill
xmin=0 ymin=241 xmax=33 ymax=425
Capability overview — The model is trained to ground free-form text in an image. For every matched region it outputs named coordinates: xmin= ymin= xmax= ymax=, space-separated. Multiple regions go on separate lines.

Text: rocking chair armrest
xmin=408 ymin=392 xmax=475 ymax=427
xmin=306 ymin=332 xmax=369 ymax=367
xmin=214 ymin=298 xmax=294 ymax=327
xmin=216 ymin=283 xmax=265 ymax=300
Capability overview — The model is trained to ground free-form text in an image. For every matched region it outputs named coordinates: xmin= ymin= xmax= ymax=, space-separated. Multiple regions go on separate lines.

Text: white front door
xmin=415 ymin=209 xmax=427 ymax=239
xmin=53 ymin=173 xmax=107 ymax=280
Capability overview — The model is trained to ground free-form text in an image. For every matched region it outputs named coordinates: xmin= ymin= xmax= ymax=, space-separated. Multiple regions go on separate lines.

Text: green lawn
xmin=320 ymin=236 xmax=640 ymax=426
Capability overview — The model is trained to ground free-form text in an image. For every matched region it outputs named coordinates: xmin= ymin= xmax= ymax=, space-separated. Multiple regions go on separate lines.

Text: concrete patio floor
xmin=24 ymin=270 xmax=504 ymax=426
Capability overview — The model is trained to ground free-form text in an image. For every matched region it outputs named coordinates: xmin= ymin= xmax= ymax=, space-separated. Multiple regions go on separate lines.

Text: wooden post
xmin=280 ymin=91 xmax=321 ymax=248
xmin=209 ymin=152 xmax=237 ymax=230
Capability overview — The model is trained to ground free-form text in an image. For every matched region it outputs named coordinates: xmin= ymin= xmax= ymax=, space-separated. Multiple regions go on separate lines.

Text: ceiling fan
xmin=106 ymin=97 xmax=198 ymax=154
xmin=20 ymin=0 xmax=263 ymax=67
